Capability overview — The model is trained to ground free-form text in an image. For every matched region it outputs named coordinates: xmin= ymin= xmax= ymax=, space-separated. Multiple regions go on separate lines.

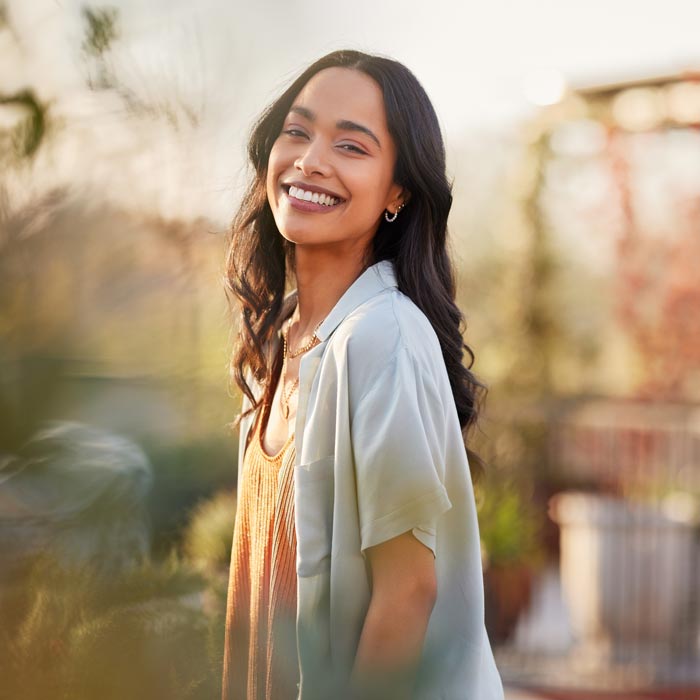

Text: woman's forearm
xmin=349 ymin=587 xmax=435 ymax=699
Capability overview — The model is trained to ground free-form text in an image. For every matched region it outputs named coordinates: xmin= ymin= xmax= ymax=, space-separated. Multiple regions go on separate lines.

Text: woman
xmin=222 ymin=49 xmax=504 ymax=700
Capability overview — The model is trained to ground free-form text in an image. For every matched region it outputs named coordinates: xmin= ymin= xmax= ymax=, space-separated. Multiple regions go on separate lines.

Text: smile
xmin=283 ymin=185 xmax=345 ymax=213
xmin=288 ymin=185 xmax=342 ymax=206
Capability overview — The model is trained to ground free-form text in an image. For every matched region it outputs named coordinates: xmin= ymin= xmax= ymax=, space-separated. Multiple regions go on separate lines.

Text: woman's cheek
xmin=265 ymin=156 xmax=280 ymax=204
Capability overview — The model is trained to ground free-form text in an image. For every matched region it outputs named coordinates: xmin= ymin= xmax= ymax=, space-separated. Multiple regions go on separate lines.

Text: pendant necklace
xmin=280 ymin=315 xmax=325 ymax=420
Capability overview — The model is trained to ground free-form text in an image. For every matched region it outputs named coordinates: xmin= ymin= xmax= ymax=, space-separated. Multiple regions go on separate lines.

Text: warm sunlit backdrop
xmin=2 ymin=2 xmax=700 ymax=699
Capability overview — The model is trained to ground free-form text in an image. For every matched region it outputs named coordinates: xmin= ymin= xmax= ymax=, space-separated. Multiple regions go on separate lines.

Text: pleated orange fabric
xmin=221 ymin=399 xmax=299 ymax=700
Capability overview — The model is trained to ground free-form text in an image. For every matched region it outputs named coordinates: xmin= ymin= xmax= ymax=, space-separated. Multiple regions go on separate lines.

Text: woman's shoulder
xmin=330 ymin=287 xmax=444 ymax=392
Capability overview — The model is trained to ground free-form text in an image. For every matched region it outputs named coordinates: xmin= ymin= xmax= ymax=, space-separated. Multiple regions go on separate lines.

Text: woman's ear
xmin=387 ymin=186 xmax=411 ymax=212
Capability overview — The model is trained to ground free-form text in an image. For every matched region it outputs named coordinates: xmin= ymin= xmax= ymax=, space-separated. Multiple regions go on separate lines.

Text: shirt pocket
xmin=294 ymin=455 xmax=334 ymax=578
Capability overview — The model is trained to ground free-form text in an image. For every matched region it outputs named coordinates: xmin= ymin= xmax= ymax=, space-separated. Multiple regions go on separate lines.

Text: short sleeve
xmin=412 ymin=521 xmax=437 ymax=558
xmin=351 ymin=344 xmax=452 ymax=555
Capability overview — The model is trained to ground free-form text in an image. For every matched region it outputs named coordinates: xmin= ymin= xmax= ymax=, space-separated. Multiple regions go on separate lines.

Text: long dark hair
xmin=224 ymin=49 xmax=488 ymax=477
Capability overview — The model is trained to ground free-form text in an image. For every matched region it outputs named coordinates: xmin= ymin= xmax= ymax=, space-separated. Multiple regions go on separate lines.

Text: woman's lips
xmin=282 ymin=186 xmax=344 ymax=213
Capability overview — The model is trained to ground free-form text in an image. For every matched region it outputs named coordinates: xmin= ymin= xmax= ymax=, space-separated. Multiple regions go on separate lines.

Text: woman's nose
xmin=294 ymin=139 xmax=331 ymax=177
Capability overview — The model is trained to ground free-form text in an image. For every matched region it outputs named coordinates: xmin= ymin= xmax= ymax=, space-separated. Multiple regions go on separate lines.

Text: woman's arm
xmin=349 ymin=531 xmax=437 ymax=700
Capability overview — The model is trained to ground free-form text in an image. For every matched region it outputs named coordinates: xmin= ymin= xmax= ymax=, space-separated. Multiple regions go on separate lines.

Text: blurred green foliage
xmin=0 ymin=553 xmax=222 ymax=700
xmin=144 ymin=437 xmax=237 ymax=557
xmin=0 ymin=484 xmax=239 ymax=699
xmin=182 ymin=489 xmax=237 ymax=576
xmin=476 ymin=473 xmax=543 ymax=567
xmin=80 ymin=5 xmax=120 ymax=91
xmin=81 ymin=5 xmax=120 ymax=58
xmin=0 ymin=89 xmax=46 ymax=160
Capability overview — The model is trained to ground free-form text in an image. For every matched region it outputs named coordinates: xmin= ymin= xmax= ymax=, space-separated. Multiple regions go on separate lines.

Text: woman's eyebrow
xmin=288 ymin=105 xmax=382 ymax=149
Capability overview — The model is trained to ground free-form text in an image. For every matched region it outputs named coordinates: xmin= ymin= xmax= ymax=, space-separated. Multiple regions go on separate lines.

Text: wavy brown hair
xmin=224 ymin=49 xmax=488 ymax=476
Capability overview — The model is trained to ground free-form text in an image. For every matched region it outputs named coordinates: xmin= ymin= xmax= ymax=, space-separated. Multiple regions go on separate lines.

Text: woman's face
xmin=266 ymin=67 xmax=407 ymax=254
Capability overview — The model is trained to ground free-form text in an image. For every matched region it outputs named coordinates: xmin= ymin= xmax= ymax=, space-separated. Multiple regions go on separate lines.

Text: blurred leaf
xmin=0 ymin=89 xmax=47 ymax=160
xmin=477 ymin=472 xmax=543 ymax=567
xmin=80 ymin=5 xmax=119 ymax=58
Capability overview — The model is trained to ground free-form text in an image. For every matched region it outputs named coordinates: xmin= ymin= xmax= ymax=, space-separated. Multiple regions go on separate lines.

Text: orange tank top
xmin=221 ymin=400 xmax=299 ymax=700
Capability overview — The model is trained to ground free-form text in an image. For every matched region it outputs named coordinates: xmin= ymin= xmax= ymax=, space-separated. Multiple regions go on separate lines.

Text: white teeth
xmin=287 ymin=185 xmax=340 ymax=207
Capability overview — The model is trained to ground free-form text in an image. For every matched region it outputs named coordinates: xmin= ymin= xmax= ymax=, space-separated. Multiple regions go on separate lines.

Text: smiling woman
xmin=222 ymin=49 xmax=504 ymax=700
xmin=265 ymin=66 xmax=406 ymax=254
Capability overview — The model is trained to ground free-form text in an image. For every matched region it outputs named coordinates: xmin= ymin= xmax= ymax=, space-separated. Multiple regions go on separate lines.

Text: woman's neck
xmin=292 ymin=247 xmax=369 ymax=337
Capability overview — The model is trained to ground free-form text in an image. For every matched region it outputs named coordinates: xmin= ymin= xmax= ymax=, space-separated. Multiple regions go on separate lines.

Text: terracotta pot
xmin=483 ymin=561 xmax=533 ymax=645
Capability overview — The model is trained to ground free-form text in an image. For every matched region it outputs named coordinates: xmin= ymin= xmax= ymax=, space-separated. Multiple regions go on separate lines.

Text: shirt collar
xmin=277 ymin=259 xmax=398 ymax=344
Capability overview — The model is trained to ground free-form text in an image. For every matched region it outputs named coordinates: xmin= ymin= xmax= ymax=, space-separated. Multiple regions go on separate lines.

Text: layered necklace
xmin=279 ymin=314 xmax=325 ymax=419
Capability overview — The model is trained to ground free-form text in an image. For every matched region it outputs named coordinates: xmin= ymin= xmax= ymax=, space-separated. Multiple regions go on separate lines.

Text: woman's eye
xmin=281 ymin=129 xmax=365 ymax=155
xmin=339 ymin=144 xmax=367 ymax=155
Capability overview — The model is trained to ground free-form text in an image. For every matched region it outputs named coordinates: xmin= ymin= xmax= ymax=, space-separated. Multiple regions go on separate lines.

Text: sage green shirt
xmin=236 ymin=260 xmax=504 ymax=699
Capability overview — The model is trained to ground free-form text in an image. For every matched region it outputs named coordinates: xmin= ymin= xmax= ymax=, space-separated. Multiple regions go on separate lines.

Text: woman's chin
xmin=278 ymin=228 xmax=332 ymax=247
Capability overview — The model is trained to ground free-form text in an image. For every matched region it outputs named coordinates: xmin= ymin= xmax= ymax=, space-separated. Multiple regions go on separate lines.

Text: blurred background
xmin=1 ymin=1 xmax=699 ymax=698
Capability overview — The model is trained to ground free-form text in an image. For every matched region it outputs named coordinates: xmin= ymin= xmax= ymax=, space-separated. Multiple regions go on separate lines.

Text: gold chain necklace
xmin=286 ymin=318 xmax=324 ymax=358
xmin=279 ymin=316 xmax=325 ymax=419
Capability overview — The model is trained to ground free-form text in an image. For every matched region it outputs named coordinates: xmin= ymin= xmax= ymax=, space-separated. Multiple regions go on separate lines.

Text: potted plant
xmin=477 ymin=472 xmax=544 ymax=645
